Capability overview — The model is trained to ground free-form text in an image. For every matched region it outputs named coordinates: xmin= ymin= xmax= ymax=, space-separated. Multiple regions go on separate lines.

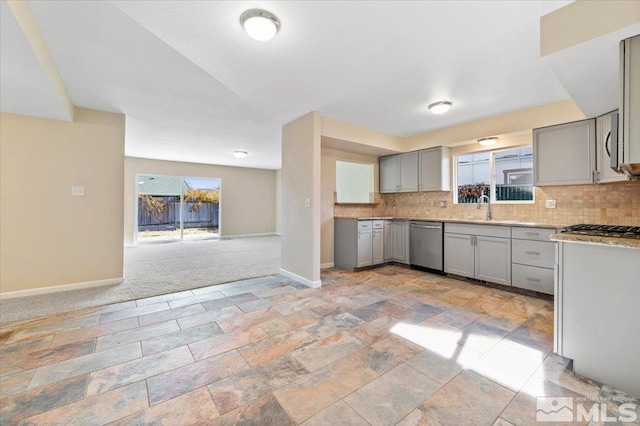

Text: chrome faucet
xmin=477 ymin=195 xmax=492 ymax=220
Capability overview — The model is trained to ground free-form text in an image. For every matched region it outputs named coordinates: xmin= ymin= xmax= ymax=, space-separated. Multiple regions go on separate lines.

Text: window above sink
xmin=455 ymin=146 xmax=534 ymax=204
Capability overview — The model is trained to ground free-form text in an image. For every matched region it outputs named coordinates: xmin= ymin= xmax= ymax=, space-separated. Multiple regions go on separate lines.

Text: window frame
xmin=453 ymin=145 xmax=535 ymax=205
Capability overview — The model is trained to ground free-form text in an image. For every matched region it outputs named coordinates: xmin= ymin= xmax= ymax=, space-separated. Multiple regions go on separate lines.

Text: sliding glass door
xmin=182 ymin=177 xmax=220 ymax=240
xmin=136 ymin=174 xmax=220 ymax=243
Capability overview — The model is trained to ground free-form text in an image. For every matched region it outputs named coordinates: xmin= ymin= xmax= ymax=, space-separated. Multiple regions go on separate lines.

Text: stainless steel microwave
xmin=611 ymin=35 xmax=640 ymax=179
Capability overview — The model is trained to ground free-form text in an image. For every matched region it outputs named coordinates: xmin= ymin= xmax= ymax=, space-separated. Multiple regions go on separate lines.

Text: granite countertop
xmin=334 ymin=216 xmax=564 ymax=229
xmin=550 ymin=233 xmax=640 ymax=250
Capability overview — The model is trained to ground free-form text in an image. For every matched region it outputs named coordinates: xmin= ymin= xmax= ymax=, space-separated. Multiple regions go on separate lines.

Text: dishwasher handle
xmin=410 ymin=223 xmax=442 ymax=230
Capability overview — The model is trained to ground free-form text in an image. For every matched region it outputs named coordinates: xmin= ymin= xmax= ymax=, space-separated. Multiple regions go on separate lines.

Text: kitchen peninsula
xmin=552 ymin=234 xmax=640 ymax=397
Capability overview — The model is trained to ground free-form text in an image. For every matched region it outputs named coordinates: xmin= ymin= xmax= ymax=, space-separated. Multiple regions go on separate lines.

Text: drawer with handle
xmin=512 ymin=264 xmax=554 ymax=295
xmin=358 ymin=220 xmax=373 ymax=231
xmin=372 ymin=220 xmax=384 ymax=229
xmin=511 ymin=227 xmax=557 ymax=241
xmin=512 ymin=239 xmax=555 ymax=268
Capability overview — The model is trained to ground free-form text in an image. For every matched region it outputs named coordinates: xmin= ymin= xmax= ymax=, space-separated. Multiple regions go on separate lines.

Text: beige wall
xmin=404 ymin=100 xmax=586 ymax=151
xmin=1 ymin=108 xmax=125 ymax=294
xmin=321 ymin=147 xmax=379 ymax=266
xmin=275 ymin=169 xmax=281 ymax=233
xmin=540 ymin=0 xmax=640 ymax=57
xmin=281 ymin=112 xmax=322 ymax=286
xmin=124 ymin=157 xmax=277 ymax=242
xmin=322 ymin=116 xmax=403 ymax=152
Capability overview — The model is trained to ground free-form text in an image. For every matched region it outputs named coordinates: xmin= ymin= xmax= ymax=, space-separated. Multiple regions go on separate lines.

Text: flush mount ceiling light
xmin=233 ymin=150 xmax=248 ymax=159
xmin=478 ymin=137 xmax=498 ymax=146
xmin=240 ymin=9 xmax=280 ymax=41
xmin=428 ymin=101 xmax=452 ymax=114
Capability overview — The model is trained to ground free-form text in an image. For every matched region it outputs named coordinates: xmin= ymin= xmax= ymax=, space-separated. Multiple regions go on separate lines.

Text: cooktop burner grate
xmin=562 ymin=224 xmax=640 ymax=238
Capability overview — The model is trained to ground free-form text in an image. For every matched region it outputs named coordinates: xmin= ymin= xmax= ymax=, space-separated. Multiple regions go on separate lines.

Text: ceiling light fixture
xmin=233 ymin=150 xmax=248 ymax=159
xmin=478 ymin=137 xmax=498 ymax=146
xmin=240 ymin=9 xmax=280 ymax=41
xmin=428 ymin=101 xmax=452 ymax=114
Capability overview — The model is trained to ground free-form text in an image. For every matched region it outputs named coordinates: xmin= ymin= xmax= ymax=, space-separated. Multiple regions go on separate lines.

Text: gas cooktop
xmin=562 ymin=224 xmax=640 ymax=239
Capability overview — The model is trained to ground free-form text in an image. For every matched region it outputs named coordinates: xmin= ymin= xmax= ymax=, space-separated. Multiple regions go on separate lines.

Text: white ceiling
xmin=0 ymin=1 xmax=70 ymax=121
xmin=1 ymin=1 xmax=574 ymax=169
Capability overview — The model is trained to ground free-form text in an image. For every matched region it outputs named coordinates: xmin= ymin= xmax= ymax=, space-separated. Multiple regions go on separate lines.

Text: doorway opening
xmin=136 ymin=174 xmax=220 ymax=243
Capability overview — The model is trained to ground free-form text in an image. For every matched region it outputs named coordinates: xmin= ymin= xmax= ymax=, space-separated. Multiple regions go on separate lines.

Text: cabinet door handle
xmin=525 ymin=251 xmax=540 ymax=256
xmin=526 ymin=277 xmax=541 ymax=283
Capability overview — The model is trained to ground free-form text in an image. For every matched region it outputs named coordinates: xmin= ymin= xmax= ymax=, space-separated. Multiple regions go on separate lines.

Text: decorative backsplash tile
xmin=334 ymin=181 xmax=640 ymax=227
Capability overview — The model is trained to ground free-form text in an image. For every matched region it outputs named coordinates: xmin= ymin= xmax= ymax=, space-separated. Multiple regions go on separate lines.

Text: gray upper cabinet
xmin=596 ymin=111 xmax=627 ymax=183
xmin=418 ymin=147 xmax=451 ymax=191
xmin=398 ymin=152 xmax=418 ymax=192
xmin=379 ymin=155 xmax=398 ymax=193
xmin=533 ymin=118 xmax=596 ymax=186
xmin=379 ymin=152 xmax=418 ymax=193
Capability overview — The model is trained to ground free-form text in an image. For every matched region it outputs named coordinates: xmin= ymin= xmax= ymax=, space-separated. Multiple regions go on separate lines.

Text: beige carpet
xmin=0 ymin=236 xmax=280 ymax=323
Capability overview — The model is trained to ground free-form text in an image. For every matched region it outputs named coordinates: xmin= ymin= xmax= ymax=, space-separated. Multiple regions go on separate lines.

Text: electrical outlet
xmin=304 ymin=198 xmax=311 ymax=208
xmin=545 ymin=200 xmax=557 ymax=209
xmin=71 ymin=186 xmax=84 ymax=196
xmin=440 ymin=200 xmax=447 ymax=208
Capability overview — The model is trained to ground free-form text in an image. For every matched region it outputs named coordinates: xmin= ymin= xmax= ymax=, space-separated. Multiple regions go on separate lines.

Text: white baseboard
xmin=0 ymin=277 xmax=124 ymax=300
xmin=321 ymin=262 xmax=334 ymax=269
xmin=280 ymin=269 xmax=322 ymax=288
xmin=222 ymin=232 xmax=280 ymax=239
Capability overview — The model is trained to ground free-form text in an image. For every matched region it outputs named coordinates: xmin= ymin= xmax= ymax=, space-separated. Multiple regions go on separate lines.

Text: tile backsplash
xmin=334 ymin=181 xmax=640 ymax=227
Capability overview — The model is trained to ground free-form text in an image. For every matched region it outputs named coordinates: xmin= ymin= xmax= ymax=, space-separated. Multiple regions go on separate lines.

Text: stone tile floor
xmin=1 ymin=265 xmax=638 ymax=425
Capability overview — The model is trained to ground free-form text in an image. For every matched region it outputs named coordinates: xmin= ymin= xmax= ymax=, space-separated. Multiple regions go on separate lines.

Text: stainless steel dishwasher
xmin=409 ymin=221 xmax=444 ymax=272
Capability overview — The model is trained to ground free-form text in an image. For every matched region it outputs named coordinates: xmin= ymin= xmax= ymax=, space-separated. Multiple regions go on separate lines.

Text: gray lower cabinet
xmin=474 ymin=235 xmax=511 ymax=286
xmin=335 ymin=219 xmax=385 ymax=271
xmin=443 ymin=233 xmax=474 ymax=278
xmin=444 ymin=223 xmax=511 ymax=286
xmin=384 ymin=221 xmax=393 ymax=261
xmin=383 ymin=220 xmax=409 ymax=263
xmin=511 ymin=227 xmax=557 ymax=295
xmin=356 ymin=225 xmax=373 ymax=267
xmin=372 ymin=223 xmax=384 ymax=265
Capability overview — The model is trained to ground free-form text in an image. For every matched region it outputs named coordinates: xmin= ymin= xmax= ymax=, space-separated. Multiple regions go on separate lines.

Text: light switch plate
xmin=304 ymin=198 xmax=311 ymax=208
xmin=545 ymin=200 xmax=557 ymax=208
xmin=71 ymin=186 xmax=85 ymax=196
